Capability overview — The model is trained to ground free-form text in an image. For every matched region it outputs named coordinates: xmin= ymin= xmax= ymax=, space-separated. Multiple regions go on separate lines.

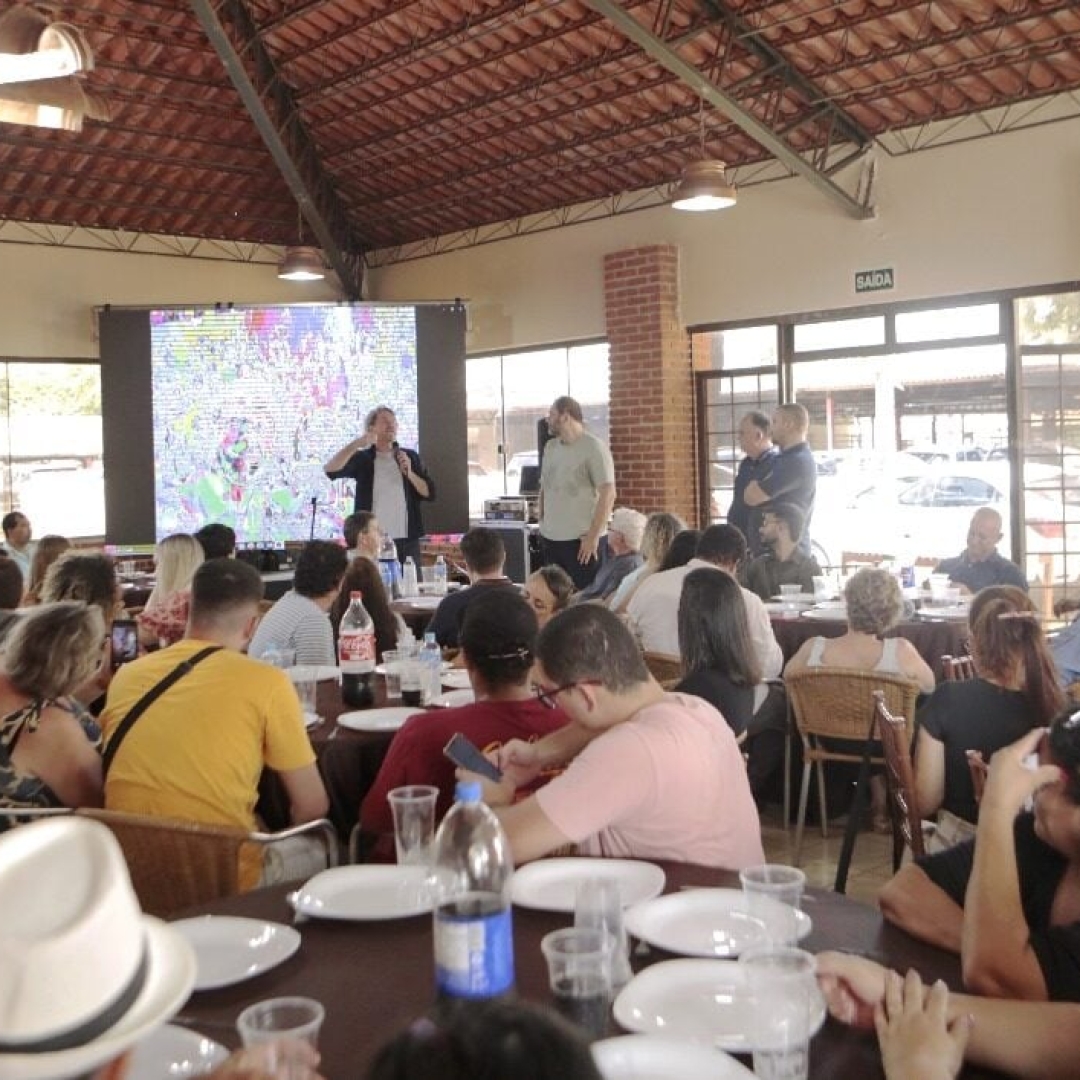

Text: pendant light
xmin=278 ymin=204 xmax=325 ymax=281
xmin=671 ymin=95 xmax=737 ymax=212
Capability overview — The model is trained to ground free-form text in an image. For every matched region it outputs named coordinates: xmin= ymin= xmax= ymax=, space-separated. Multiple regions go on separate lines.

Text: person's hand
xmin=577 ymin=533 xmax=600 ymax=565
xmin=965 ymin=750 xmax=988 ymax=805
xmin=980 ymin=727 xmax=1059 ymax=818
xmin=395 ymin=449 xmax=412 ymax=477
xmin=206 ymin=1039 xmax=324 ymax=1079
xmin=875 ymin=969 xmax=971 ymax=1080
xmin=493 ymin=738 xmax=543 ymax=788
xmin=815 ymin=951 xmax=890 ymax=1030
xmin=455 ymin=766 xmax=517 ymax=807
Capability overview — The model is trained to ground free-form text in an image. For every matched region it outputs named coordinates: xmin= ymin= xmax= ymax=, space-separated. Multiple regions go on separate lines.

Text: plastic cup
xmin=237 ymin=996 xmax=324 ymax=1078
xmin=387 ymin=785 xmax=438 ymax=866
xmin=574 ymin=878 xmax=632 ymax=989
xmin=399 ymin=657 xmax=425 ymax=707
xmin=288 ymin=666 xmax=319 ymax=721
xmin=739 ymin=948 xmax=824 ymax=1080
xmin=259 ymin=646 xmax=296 ymax=669
xmin=382 ymin=649 xmax=402 ymax=699
xmin=928 ymin=573 xmax=951 ymax=604
xmin=740 ymin=864 xmax=805 ymax=947
xmin=541 ymin=927 xmax=614 ymax=1041
xmin=811 ymin=575 xmax=830 ymax=600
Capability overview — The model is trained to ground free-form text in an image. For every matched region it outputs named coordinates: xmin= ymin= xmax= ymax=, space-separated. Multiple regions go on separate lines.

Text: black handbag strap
xmin=102 ymin=646 xmax=223 ymax=777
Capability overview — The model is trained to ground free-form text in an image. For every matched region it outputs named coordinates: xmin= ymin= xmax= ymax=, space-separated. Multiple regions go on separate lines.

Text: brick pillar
xmin=604 ymin=244 xmax=696 ymax=526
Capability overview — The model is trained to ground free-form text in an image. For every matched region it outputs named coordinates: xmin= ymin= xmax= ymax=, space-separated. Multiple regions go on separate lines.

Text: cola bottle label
xmin=339 ymin=628 xmax=375 ymax=670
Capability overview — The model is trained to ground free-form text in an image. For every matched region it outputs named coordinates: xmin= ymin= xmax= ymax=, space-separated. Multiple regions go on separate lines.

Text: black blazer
xmin=326 ymin=446 xmax=436 ymax=540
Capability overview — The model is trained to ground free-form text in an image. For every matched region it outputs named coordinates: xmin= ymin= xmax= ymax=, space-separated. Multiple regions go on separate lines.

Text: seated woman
xmin=0 ymin=602 xmax=107 ymax=818
xmin=523 ymin=564 xmax=574 ymax=629
xmin=785 ymin=567 xmax=935 ymax=692
xmin=608 ymin=511 xmax=685 ymax=614
xmin=915 ymin=585 xmax=1063 ymax=844
xmin=330 ymin=554 xmax=400 ymax=661
xmin=879 ymin=714 xmax=1080 ymax=1002
xmin=359 ymin=590 xmax=568 ymax=853
xmin=136 ymin=533 xmax=204 ymax=648
xmin=41 ymin=550 xmax=124 ymax=629
xmin=673 ymin=567 xmax=760 ymax=738
xmin=23 ymin=533 xmax=71 ymax=605
xmin=657 ymin=528 xmax=700 ymax=572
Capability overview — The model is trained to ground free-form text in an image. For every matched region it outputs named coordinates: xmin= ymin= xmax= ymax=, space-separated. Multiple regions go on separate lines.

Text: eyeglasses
xmin=533 ymin=680 xmax=602 ymax=709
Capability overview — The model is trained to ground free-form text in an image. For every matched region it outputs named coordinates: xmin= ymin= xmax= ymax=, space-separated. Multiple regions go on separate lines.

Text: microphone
xmin=391 ymin=441 xmax=399 ymax=451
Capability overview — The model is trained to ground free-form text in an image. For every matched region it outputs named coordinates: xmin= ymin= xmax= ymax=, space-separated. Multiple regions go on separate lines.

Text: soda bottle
xmin=338 ymin=590 xmax=375 ymax=708
xmin=432 ymin=780 xmax=515 ymax=1005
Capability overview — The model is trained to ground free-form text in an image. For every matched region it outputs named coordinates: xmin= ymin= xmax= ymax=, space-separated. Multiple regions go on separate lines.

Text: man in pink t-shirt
xmin=484 ymin=605 xmax=764 ymax=869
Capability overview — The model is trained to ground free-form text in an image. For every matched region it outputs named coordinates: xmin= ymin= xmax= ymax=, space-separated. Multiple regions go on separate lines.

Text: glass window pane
xmin=793 ymin=316 xmax=885 ymax=353
xmin=502 ymin=349 xmax=569 ymax=494
xmin=694 ymin=326 xmax=778 ymax=371
xmin=895 ymin=303 xmax=1000 ymax=343
xmin=466 ymin=356 xmax=504 ymax=515
xmin=568 ymin=343 xmax=609 ymax=445
xmin=6 ymin=363 xmax=104 ymax=537
xmin=1018 ymin=292 xmax=1080 ymax=345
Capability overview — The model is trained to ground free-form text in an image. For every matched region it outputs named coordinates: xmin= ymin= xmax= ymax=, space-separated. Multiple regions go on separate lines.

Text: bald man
xmin=936 ymin=507 xmax=1028 ymax=593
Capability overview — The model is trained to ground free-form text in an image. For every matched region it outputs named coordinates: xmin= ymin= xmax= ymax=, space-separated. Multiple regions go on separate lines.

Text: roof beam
xmin=579 ymin=0 xmax=875 ymax=219
xmin=188 ymin=0 xmax=363 ymax=296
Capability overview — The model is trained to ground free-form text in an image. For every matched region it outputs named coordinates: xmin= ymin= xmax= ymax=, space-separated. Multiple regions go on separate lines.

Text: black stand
xmin=833 ymin=718 xmax=877 ymax=894
xmin=309 ymin=496 xmax=317 ymax=541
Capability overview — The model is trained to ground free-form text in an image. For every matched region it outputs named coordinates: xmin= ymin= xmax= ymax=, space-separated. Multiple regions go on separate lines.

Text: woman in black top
xmin=673 ymin=566 xmax=761 ymax=738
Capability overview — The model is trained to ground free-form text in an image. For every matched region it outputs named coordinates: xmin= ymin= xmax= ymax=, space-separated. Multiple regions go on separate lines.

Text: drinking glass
xmin=381 ymin=649 xmax=402 ymax=699
xmin=740 ymin=864 xmax=805 ymax=946
xmin=574 ymin=878 xmax=632 ymax=989
xmin=259 ymin=646 xmax=296 ymax=670
xmin=387 ymin=785 xmax=438 ymax=866
xmin=236 ymin=996 xmax=325 ymax=1079
xmin=540 ymin=927 xmax=614 ymax=1041
xmin=289 ymin=666 xmax=319 ymax=722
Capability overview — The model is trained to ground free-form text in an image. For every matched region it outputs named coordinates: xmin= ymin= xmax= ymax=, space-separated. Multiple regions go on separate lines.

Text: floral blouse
xmin=136 ymin=589 xmax=191 ymax=647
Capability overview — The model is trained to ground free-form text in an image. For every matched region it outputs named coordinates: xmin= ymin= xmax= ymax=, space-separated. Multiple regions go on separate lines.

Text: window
xmin=895 ymin=303 xmax=1000 ymax=343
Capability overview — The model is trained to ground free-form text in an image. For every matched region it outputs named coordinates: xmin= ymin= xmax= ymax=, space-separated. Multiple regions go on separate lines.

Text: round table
xmin=170 ymin=860 xmax=1003 ymax=1079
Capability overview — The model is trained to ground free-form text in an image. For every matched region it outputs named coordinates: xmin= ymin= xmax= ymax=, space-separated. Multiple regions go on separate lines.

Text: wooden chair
xmin=785 ymin=667 xmax=920 ymax=866
xmin=642 ymin=651 xmax=683 ymax=688
xmin=941 ymin=654 xmax=976 ymax=681
xmin=874 ymin=690 xmax=925 ymax=868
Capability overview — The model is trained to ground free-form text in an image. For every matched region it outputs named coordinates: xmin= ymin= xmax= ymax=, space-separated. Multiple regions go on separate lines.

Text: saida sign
xmin=855 ymin=267 xmax=895 ymax=293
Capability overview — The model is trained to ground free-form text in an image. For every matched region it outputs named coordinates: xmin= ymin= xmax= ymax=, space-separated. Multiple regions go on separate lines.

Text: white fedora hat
xmin=0 ymin=817 xmax=195 ymax=1080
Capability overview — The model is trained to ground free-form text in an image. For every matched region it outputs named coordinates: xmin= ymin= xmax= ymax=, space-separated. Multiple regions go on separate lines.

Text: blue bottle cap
xmin=456 ymin=780 xmax=482 ymax=803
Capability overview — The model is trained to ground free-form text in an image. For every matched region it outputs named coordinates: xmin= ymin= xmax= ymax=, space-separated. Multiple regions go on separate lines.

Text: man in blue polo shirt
xmin=936 ymin=507 xmax=1028 ymax=593
xmin=742 ymin=403 xmax=816 ymax=555
xmin=728 ymin=411 xmax=779 ymax=557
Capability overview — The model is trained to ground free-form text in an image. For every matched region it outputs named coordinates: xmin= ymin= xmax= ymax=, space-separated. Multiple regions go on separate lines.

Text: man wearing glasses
xmin=478 ymin=605 xmax=764 ymax=868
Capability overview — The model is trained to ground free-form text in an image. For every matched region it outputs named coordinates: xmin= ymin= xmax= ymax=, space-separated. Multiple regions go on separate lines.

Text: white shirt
xmin=372 ymin=450 xmax=408 ymax=540
xmin=627 ymin=559 xmax=782 ymax=679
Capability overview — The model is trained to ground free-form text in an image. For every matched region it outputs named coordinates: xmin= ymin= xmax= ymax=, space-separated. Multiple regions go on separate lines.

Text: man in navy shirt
xmin=936 ymin=507 xmax=1028 ymax=594
xmin=728 ymin=411 xmax=778 ymax=556
xmin=743 ymin=403 xmax=816 ymax=555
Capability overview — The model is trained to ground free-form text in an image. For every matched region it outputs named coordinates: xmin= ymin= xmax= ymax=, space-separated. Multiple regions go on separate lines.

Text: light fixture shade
xmin=671 ymin=159 xmax=737 ymax=211
xmin=277 ymin=245 xmax=325 ymax=281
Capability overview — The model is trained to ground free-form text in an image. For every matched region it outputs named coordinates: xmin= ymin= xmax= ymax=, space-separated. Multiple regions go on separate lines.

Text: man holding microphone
xmin=324 ymin=405 xmax=435 ymax=566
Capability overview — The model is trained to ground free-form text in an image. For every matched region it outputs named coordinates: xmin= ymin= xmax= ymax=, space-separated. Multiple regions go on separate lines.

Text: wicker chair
xmin=785 ymin=667 xmax=921 ymax=865
xmin=642 ymin=651 xmax=683 ymax=688
xmin=941 ymin=654 xmax=976 ymax=681
xmin=874 ymin=690 xmax=925 ymax=868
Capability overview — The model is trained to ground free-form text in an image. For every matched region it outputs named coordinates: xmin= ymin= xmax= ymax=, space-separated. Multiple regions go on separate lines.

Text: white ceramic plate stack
xmin=290 ymin=865 xmax=435 ymax=920
xmin=171 ymin=916 xmax=302 ymax=991
xmin=592 ymin=1034 xmax=754 ymax=1079
xmin=510 ymin=858 xmax=666 ymax=912
xmin=126 ymin=1025 xmax=228 ymax=1080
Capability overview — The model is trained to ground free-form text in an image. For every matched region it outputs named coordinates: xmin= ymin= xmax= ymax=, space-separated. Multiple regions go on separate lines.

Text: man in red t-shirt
xmin=360 ymin=590 xmax=567 ymax=845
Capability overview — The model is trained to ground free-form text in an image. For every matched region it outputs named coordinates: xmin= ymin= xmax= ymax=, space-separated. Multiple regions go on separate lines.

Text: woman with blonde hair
xmin=0 ymin=602 xmax=107 ymax=818
xmin=23 ymin=534 xmax=72 ymax=605
xmin=136 ymin=533 xmax=204 ymax=647
xmin=609 ymin=511 xmax=685 ymax=614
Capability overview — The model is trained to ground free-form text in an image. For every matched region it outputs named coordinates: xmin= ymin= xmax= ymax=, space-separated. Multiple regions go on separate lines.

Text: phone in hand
xmin=443 ymin=733 xmax=503 ymax=783
xmin=110 ymin=619 xmax=138 ymax=670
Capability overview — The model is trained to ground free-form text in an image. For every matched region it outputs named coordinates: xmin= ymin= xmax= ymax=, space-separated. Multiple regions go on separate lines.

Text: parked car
xmin=467 ymin=461 xmax=505 ymax=517
xmin=505 ymin=450 xmax=539 ymax=492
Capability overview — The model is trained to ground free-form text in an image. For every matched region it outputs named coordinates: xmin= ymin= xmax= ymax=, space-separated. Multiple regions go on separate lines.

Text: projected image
xmin=151 ymin=305 xmax=417 ymax=544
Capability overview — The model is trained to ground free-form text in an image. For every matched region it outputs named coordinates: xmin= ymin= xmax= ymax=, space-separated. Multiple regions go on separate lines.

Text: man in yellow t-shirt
xmin=101 ymin=559 xmax=328 ymax=888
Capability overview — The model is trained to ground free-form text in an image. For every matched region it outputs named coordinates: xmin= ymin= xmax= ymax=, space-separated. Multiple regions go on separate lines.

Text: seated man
xmin=483 ymin=605 xmax=764 ymax=868
xmin=879 ymin=718 xmax=1080 ymax=1001
xmin=360 ymin=590 xmax=568 ymax=851
xmin=101 ymin=559 xmax=328 ymax=888
xmin=194 ymin=521 xmax=236 ymax=560
xmin=936 ymin=507 xmax=1028 ymax=593
xmin=0 ymin=552 xmax=25 ymax=642
xmin=627 ymin=523 xmax=782 ymax=682
xmin=572 ymin=507 xmax=646 ymax=604
xmin=249 ymin=539 xmax=347 ymax=665
xmin=742 ymin=502 xmax=821 ymax=601
xmin=1 ymin=510 xmax=35 ymax=583
xmin=427 ymin=527 xmax=515 ymax=648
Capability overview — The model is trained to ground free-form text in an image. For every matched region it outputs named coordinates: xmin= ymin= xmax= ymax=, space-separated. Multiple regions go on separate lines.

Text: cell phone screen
xmin=110 ymin=620 xmax=138 ymax=669
xmin=443 ymin=733 xmax=503 ymax=783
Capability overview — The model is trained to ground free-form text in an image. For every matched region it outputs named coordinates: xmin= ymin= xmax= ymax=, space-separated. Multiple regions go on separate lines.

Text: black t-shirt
xmin=917 ymin=813 xmax=1080 ymax=1001
xmin=426 ymin=578 xmax=517 ymax=648
xmin=917 ymin=679 xmax=1035 ymax=824
xmin=673 ymin=668 xmax=753 ymax=737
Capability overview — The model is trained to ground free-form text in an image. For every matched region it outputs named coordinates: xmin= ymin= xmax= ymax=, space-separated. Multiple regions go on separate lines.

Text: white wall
xmin=0 ymin=241 xmax=340 ymax=358
xmin=367 ymin=118 xmax=1080 ymax=352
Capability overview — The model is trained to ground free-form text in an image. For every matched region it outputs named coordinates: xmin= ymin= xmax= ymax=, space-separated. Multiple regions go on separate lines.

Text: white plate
xmin=336 ymin=706 xmax=424 ymax=732
xmin=172 ymin=916 xmax=301 ymax=991
xmin=764 ymin=601 xmax=810 ymax=616
xmin=431 ymin=688 xmax=475 ymax=708
xmin=613 ymin=959 xmax=826 ymax=1053
xmin=303 ymin=711 xmax=321 ymax=729
xmin=290 ymin=865 xmax=434 ymax=920
xmin=624 ymin=888 xmax=811 ymax=958
xmin=801 ymin=606 xmax=847 ymax=621
xmin=592 ymin=1035 xmax=753 ymax=1079
xmin=917 ymin=604 xmax=969 ymax=621
xmin=441 ymin=668 xmax=473 ymax=690
xmin=376 ymin=660 xmax=451 ymax=676
xmin=769 ymin=592 xmax=816 ymax=604
xmin=511 ymin=858 xmax=666 ymax=912
xmin=395 ymin=595 xmax=442 ymax=609
xmin=286 ymin=665 xmax=339 ymax=682
xmin=127 ymin=1024 xmax=228 ymax=1080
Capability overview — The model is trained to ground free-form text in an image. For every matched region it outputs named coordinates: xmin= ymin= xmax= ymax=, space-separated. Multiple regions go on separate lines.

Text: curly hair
xmin=3 ymin=602 xmax=105 ymax=700
xmin=41 ymin=552 xmax=118 ymax=626
xmin=844 ymin=567 xmax=903 ymax=636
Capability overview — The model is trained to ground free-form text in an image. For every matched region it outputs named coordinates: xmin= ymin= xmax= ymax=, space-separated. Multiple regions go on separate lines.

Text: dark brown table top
xmin=171 ymin=860 xmax=1001 ymax=1080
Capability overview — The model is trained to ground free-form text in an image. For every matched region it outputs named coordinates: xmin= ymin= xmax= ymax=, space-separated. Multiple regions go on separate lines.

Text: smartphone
xmin=443 ymin=733 xmax=503 ymax=783
xmin=110 ymin=619 xmax=138 ymax=670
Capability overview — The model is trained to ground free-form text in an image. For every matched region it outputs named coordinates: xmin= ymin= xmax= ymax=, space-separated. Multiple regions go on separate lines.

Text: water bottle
xmin=378 ymin=534 xmax=401 ymax=598
xmin=433 ymin=554 xmax=448 ymax=596
xmin=422 ymin=631 xmax=442 ymax=703
xmin=338 ymin=591 xmax=375 ymax=708
xmin=432 ymin=781 xmax=515 ymax=1004
xmin=402 ymin=556 xmax=419 ymax=598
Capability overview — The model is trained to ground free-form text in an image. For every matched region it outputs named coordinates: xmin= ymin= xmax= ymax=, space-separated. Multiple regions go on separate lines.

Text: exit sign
xmin=855 ymin=267 xmax=895 ymax=293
